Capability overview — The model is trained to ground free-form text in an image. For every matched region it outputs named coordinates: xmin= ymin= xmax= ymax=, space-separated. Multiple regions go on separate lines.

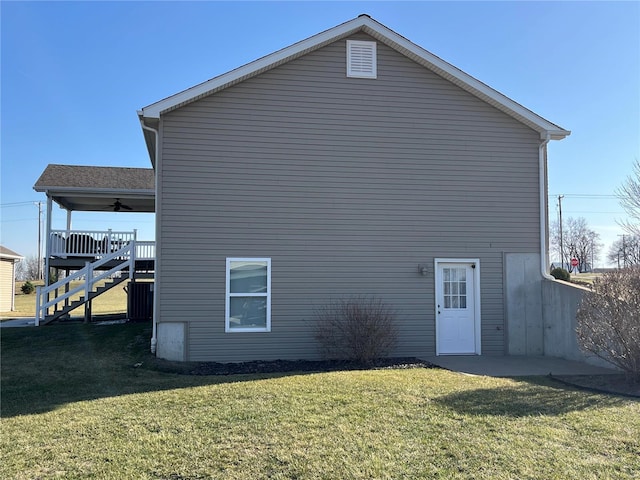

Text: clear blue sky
xmin=1 ymin=1 xmax=639 ymax=267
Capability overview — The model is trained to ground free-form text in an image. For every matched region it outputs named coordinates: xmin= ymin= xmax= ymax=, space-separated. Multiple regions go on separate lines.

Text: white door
xmin=436 ymin=261 xmax=479 ymax=355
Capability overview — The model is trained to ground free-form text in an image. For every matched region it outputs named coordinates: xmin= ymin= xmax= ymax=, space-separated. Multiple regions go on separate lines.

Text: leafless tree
xmin=608 ymin=234 xmax=640 ymax=267
xmin=550 ymin=217 xmax=601 ymax=272
xmin=617 ymin=159 xmax=640 ymax=236
xmin=14 ymin=255 xmax=43 ymax=281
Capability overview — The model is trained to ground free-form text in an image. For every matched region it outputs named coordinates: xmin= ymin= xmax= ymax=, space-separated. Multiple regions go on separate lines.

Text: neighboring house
xmin=135 ymin=15 xmax=570 ymax=362
xmin=0 ymin=246 xmax=23 ymax=312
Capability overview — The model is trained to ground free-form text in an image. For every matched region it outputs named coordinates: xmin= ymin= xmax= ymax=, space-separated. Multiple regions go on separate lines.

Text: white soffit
xmin=141 ymin=15 xmax=569 ymax=139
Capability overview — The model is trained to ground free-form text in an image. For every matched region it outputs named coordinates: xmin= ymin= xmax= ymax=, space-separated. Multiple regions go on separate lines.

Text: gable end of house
xmin=139 ymin=15 xmax=569 ymax=155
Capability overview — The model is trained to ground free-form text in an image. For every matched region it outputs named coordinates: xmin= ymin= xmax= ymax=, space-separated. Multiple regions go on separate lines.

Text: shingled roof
xmin=34 ymin=164 xmax=154 ymax=191
xmin=33 ymin=164 xmax=155 ymax=212
xmin=0 ymin=245 xmax=23 ymax=259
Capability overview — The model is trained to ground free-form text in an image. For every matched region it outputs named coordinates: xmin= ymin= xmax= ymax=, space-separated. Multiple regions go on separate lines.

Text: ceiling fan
xmin=109 ymin=199 xmax=133 ymax=212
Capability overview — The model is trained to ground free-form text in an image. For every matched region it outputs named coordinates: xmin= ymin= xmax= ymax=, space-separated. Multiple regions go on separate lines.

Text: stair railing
xmin=35 ymin=242 xmax=135 ymax=326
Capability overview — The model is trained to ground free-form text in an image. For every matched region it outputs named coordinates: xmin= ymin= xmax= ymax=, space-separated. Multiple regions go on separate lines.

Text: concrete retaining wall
xmin=504 ymin=253 xmax=544 ymax=355
xmin=504 ymin=253 xmax=613 ymax=368
xmin=541 ymin=279 xmax=612 ymax=368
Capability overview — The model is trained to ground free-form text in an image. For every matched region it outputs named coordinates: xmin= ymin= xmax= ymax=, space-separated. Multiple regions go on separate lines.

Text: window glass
xmin=230 ymin=261 xmax=267 ymax=293
xmin=229 ymin=297 xmax=267 ymax=329
xmin=226 ymin=258 xmax=271 ymax=332
xmin=442 ymin=267 xmax=468 ymax=310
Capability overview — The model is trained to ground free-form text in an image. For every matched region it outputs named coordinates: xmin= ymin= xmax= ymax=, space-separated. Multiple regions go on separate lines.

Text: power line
xmin=548 ymin=194 xmax=621 ymax=199
xmin=0 ymin=201 xmax=40 ymax=207
xmin=561 ymin=210 xmax=626 ymax=215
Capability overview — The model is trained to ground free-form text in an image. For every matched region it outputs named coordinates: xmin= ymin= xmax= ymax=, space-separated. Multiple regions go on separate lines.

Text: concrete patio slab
xmin=422 ymin=355 xmax=618 ymax=377
xmin=0 ymin=318 xmax=36 ymax=327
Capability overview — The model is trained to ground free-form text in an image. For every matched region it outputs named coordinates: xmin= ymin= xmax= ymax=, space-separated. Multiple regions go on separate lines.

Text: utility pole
xmin=558 ymin=195 xmax=565 ymax=268
xmin=35 ymin=201 xmax=43 ymax=280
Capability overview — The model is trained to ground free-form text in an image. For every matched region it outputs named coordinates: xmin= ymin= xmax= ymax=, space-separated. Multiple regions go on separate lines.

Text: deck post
xmin=84 ymin=261 xmax=92 ymax=323
xmin=64 ymin=268 xmax=70 ymax=308
xmin=84 ymin=300 xmax=92 ymax=324
xmin=35 ymin=287 xmax=41 ymax=326
xmin=44 ymin=195 xmax=53 ymax=286
xmin=130 ymin=241 xmax=136 ymax=281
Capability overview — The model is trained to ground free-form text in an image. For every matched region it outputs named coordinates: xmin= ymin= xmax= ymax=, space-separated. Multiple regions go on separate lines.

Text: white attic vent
xmin=347 ymin=40 xmax=377 ymax=79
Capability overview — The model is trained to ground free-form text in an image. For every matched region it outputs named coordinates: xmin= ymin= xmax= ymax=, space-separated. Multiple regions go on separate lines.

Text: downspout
xmin=140 ymin=118 xmax=160 ymax=354
xmin=539 ymin=133 xmax=555 ymax=281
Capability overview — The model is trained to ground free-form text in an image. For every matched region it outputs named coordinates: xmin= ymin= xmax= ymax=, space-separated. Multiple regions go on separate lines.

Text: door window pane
xmin=442 ymin=267 xmax=468 ymax=310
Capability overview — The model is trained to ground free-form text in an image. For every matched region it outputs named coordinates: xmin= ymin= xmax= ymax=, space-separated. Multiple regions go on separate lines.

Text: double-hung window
xmin=225 ymin=258 xmax=271 ymax=332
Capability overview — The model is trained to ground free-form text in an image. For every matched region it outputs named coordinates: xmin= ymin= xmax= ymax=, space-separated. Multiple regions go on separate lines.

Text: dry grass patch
xmin=2 ymin=279 xmax=133 ymax=319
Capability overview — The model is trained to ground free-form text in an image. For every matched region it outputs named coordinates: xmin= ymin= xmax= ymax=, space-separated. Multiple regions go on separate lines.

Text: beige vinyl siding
xmin=1 ymin=259 xmax=16 ymax=311
xmin=158 ymin=33 xmax=541 ymax=362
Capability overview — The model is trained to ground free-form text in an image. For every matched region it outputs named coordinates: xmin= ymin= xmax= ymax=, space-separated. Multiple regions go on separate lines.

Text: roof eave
xmin=34 ymin=186 xmax=155 ymax=196
xmin=0 ymin=253 xmax=24 ymax=260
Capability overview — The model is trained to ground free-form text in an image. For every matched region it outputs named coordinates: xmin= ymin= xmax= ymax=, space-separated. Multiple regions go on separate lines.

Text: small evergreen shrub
xmin=576 ymin=266 xmax=640 ymax=382
xmin=313 ymin=295 xmax=398 ymax=364
xmin=21 ymin=281 xmax=35 ymax=295
xmin=550 ymin=267 xmax=571 ymax=281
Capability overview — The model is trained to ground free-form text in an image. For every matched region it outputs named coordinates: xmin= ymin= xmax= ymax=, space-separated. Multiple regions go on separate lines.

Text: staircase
xmin=36 ymin=243 xmax=136 ymax=325
xmin=42 ymin=275 xmax=130 ymax=325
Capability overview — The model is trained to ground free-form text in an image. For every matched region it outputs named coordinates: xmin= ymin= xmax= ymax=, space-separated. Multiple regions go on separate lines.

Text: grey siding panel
xmin=158 ymin=33 xmax=539 ymax=361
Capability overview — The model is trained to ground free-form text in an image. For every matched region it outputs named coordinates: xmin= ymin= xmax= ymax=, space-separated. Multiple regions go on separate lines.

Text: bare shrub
xmin=313 ymin=296 xmax=398 ymax=364
xmin=576 ymin=266 xmax=640 ymax=382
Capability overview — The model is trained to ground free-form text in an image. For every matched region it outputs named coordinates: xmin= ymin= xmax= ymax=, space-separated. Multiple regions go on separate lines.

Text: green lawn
xmin=1 ymin=324 xmax=639 ymax=479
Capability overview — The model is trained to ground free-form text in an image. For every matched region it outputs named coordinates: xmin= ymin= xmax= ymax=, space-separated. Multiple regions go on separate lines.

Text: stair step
xmin=39 ymin=267 xmax=132 ymax=325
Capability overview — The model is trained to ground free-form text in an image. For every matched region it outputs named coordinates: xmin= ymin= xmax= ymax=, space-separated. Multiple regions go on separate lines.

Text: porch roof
xmin=34 ymin=164 xmax=155 ymax=212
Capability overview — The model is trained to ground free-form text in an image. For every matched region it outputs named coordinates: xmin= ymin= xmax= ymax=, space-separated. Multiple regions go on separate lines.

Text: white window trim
xmin=347 ymin=40 xmax=377 ymax=79
xmin=225 ymin=257 xmax=271 ymax=333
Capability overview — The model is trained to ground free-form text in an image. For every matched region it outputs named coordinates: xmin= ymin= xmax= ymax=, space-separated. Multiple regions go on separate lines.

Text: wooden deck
xmin=37 ymin=233 xmax=156 ymax=325
xmin=49 ymin=257 xmax=154 ymax=272
xmin=47 ymin=230 xmax=155 ymax=273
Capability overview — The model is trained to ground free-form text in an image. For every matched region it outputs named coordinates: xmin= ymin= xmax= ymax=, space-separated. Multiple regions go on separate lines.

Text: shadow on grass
xmin=2 ymin=323 xmax=632 ymax=419
xmin=0 ymin=323 xmax=298 ymax=418
xmin=434 ymin=378 xmax=631 ymax=417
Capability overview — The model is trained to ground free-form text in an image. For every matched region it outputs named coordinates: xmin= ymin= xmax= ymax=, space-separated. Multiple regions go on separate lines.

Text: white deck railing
xmin=49 ymin=229 xmax=155 ymax=260
xmin=36 ymin=243 xmax=136 ymax=326
xmin=49 ymin=229 xmax=139 ymax=258
xmin=135 ymin=241 xmax=155 ymax=260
